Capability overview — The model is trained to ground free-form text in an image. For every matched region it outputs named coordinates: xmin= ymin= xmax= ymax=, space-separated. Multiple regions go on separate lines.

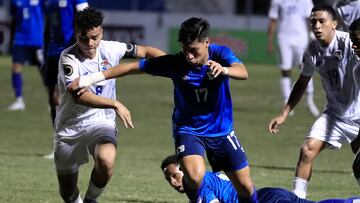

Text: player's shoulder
xmin=60 ymin=44 xmax=79 ymax=63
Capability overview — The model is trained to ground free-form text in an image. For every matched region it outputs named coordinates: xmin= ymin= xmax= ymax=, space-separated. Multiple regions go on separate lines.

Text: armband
xmin=79 ymin=72 xmax=105 ymax=88
xmin=124 ymin=44 xmax=137 ymax=58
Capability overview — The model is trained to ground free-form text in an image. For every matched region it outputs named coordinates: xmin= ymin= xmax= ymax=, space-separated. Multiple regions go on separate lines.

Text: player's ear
xmin=205 ymin=37 xmax=210 ymax=48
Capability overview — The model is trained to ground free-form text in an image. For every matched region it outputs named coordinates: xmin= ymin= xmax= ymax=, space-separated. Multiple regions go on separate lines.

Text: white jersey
xmin=268 ymin=0 xmax=313 ymax=40
xmin=301 ymin=30 xmax=360 ymax=119
xmin=337 ymin=0 xmax=360 ymax=30
xmin=55 ymin=40 xmax=127 ymax=135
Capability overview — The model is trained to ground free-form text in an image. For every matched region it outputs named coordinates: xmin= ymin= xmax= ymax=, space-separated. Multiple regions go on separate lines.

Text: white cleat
xmin=8 ymin=97 xmax=25 ymax=111
xmin=43 ymin=152 xmax=54 ymax=159
xmin=307 ymin=100 xmax=320 ymax=117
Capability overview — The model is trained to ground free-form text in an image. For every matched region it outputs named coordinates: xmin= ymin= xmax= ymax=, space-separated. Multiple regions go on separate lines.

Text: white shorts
xmin=308 ymin=113 xmax=360 ymax=149
xmin=54 ymin=120 xmax=117 ymax=175
xmin=277 ymin=36 xmax=308 ymax=70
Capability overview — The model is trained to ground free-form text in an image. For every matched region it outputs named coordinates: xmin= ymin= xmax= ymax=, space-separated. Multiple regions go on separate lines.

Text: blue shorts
xmin=174 ymin=131 xmax=249 ymax=172
xmin=257 ymin=187 xmax=315 ymax=203
xmin=12 ymin=45 xmax=42 ymax=66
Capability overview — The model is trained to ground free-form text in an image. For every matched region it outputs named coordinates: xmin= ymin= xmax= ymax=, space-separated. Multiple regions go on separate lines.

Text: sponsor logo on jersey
xmin=100 ymin=60 xmax=111 ymax=71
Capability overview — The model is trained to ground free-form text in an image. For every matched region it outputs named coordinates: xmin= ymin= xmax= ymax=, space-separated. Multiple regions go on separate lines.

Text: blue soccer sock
xmin=317 ymin=199 xmax=345 ymax=203
xmin=238 ymin=187 xmax=258 ymax=203
xmin=12 ymin=72 xmax=22 ymax=98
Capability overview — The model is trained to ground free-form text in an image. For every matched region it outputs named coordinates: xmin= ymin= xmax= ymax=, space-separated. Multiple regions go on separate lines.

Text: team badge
xmin=100 ymin=60 xmax=111 ymax=71
xmin=64 ymin=65 xmax=73 ymax=76
xmin=176 ymin=145 xmax=185 ymax=154
xmin=334 ymin=50 xmax=343 ymax=61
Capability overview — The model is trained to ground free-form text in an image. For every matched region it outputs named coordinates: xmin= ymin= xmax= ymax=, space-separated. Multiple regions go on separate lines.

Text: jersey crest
xmin=100 ymin=60 xmax=111 ymax=71
xmin=334 ymin=50 xmax=343 ymax=61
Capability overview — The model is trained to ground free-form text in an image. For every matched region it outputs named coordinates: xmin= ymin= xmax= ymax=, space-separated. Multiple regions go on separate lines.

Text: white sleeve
xmin=75 ymin=2 xmax=88 ymax=11
xmin=268 ymin=0 xmax=279 ymax=19
xmin=60 ymin=54 xmax=80 ymax=86
xmin=301 ymin=50 xmax=315 ymax=77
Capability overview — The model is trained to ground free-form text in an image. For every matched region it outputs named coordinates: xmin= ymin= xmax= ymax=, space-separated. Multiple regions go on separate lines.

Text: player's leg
xmin=8 ymin=45 xmax=26 ymax=111
xmin=210 ymin=131 xmax=257 ymax=203
xmin=57 ymin=172 xmax=82 ymax=203
xmin=278 ymin=38 xmax=293 ymax=106
xmin=175 ymin=134 xmax=206 ymax=202
xmin=293 ymin=137 xmax=327 ymax=198
xmin=84 ymin=122 xmax=118 ymax=202
xmin=55 ymin=132 xmax=88 ymax=203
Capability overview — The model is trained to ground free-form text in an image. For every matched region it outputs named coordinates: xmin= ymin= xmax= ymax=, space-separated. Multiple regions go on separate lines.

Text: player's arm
xmin=207 ymin=60 xmax=248 ymax=80
xmin=268 ymin=74 xmax=311 ymax=133
xmin=136 ymin=45 xmax=166 ymax=58
xmin=67 ymin=61 xmax=141 ymax=92
xmin=70 ymin=90 xmax=134 ymax=128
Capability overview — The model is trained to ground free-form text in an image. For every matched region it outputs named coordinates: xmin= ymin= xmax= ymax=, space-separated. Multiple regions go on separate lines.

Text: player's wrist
xmin=79 ymin=72 xmax=105 ymax=88
xmin=222 ymin=67 xmax=229 ymax=75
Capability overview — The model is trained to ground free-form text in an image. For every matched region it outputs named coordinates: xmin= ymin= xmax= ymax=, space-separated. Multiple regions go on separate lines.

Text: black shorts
xmin=43 ymin=55 xmax=59 ymax=87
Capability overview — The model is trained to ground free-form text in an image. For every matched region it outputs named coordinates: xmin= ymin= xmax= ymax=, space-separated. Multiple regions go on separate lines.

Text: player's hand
xmin=114 ymin=101 xmax=134 ymax=129
xmin=67 ymin=78 xmax=88 ymax=95
xmin=268 ymin=115 xmax=286 ymax=134
xmin=207 ymin=60 xmax=226 ymax=78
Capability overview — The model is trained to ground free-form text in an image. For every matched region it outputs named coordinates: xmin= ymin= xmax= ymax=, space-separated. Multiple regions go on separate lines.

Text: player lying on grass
xmin=161 ymin=154 xmax=360 ymax=203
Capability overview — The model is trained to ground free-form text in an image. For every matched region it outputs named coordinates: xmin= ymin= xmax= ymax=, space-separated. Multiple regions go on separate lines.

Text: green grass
xmin=0 ymin=55 xmax=357 ymax=202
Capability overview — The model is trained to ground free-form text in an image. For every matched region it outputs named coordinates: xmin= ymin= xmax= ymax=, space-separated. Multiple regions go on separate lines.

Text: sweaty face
xmin=310 ymin=10 xmax=337 ymax=46
xmin=181 ymin=38 xmax=209 ymax=67
xmin=76 ymin=26 xmax=103 ymax=59
xmin=163 ymin=163 xmax=185 ymax=193
xmin=350 ymin=30 xmax=360 ymax=57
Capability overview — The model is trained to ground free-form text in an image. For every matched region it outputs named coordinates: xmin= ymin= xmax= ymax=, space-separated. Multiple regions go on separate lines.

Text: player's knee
xmin=185 ymin=170 xmax=204 ymax=189
xmin=96 ymin=155 xmax=115 ymax=177
xmin=300 ymin=144 xmax=318 ymax=161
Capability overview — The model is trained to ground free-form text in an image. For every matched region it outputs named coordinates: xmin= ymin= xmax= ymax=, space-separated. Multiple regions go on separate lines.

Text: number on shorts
xmin=227 ymin=132 xmax=241 ymax=150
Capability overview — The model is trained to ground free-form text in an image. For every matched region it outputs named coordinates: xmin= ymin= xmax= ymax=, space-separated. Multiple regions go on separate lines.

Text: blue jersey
xmin=11 ymin=0 xmax=44 ymax=46
xmin=196 ymin=172 xmax=316 ymax=203
xmin=43 ymin=0 xmax=88 ymax=57
xmin=139 ymin=44 xmax=241 ymax=137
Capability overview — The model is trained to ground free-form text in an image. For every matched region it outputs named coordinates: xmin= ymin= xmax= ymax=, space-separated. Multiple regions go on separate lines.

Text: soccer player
xmin=267 ymin=0 xmax=320 ymax=117
xmin=161 ymin=154 xmax=360 ymax=203
xmin=8 ymin=0 xmax=44 ymax=111
xmin=268 ymin=5 xmax=360 ymax=198
xmin=42 ymin=0 xmax=88 ymax=159
xmin=68 ymin=17 xmax=258 ymax=203
xmin=55 ymin=8 xmax=165 ymax=203
xmin=336 ymin=0 xmax=360 ymax=30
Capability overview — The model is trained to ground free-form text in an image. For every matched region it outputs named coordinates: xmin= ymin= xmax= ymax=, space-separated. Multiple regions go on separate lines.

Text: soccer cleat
xmin=84 ymin=198 xmax=98 ymax=203
xmin=43 ymin=152 xmax=54 ymax=159
xmin=307 ymin=99 xmax=320 ymax=117
xmin=7 ymin=97 xmax=25 ymax=111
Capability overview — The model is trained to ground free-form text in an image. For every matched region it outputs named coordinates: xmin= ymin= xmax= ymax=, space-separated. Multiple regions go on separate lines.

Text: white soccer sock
xmin=292 ymin=177 xmax=308 ymax=199
xmin=85 ymin=181 xmax=105 ymax=201
xmin=73 ymin=193 xmax=83 ymax=203
xmin=280 ymin=77 xmax=291 ymax=104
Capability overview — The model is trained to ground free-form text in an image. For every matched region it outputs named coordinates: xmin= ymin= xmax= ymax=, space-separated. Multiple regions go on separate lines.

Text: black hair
xmin=160 ymin=154 xmax=179 ymax=171
xmin=311 ymin=4 xmax=338 ymax=21
xmin=349 ymin=18 xmax=360 ymax=32
xmin=178 ymin=17 xmax=210 ymax=44
xmin=74 ymin=7 xmax=104 ymax=31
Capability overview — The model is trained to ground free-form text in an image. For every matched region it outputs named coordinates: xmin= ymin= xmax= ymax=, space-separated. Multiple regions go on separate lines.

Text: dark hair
xmin=178 ymin=17 xmax=210 ymax=44
xmin=74 ymin=7 xmax=104 ymax=31
xmin=160 ymin=154 xmax=179 ymax=171
xmin=349 ymin=18 xmax=360 ymax=32
xmin=311 ymin=4 xmax=338 ymax=21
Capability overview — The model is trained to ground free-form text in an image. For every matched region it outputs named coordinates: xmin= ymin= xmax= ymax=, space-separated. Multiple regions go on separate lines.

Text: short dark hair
xmin=311 ymin=4 xmax=338 ymax=21
xmin=178 ymin=17 xmax=210 ymax=44
xmin=160 ymin=155 xmax=179 ymax=171
xmin=349 ymin=18 xmax=360 ymax=32
xmin=74 ymin=7 xmax=104 ymax=31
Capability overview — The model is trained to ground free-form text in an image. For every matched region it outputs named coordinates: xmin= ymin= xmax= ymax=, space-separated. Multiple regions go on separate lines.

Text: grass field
xmin=0 ymin=55 xmax=358 ymax=202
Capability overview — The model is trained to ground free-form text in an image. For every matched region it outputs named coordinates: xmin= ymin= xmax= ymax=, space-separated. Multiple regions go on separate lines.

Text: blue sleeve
xmin=138 ymin=54 xmax=178 ymax=78
xmin=199 ymin=185 xmax=219 ymax=203
xmin=209 ymin=44 xmax=242 ymax=66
